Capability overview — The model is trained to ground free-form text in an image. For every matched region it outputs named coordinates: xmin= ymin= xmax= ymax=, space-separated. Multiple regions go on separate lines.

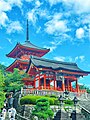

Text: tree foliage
xmin=0 ymin=70 xmax=5 ymax=112
xmin=4 ymin=68 xmax=28 ymax=93
xmin=0 ymin=63 xmax=29 ymax=111
xmin=32 ymin=98 xmax=54 ymax=120
xmin=79 ymin=85 xmax=90 ymax=93
xmin=0 ymin=64 xmax=6 ymax=74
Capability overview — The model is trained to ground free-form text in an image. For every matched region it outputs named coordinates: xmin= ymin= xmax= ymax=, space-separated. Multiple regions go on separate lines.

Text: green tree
xmin=0 ymin=70 xmax=5 ymax=112
xmin=79 ymin=85 xmax=90 ymax=93
xmin=4 ymin=68 xmax=28 ymax=93
xmin=32 ymin=98 xmax=54 ymax=120
xmin=0 ymin=64 xmax=6 ymax=74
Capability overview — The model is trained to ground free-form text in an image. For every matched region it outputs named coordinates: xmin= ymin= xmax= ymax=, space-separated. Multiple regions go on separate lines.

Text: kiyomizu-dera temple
xmin=6 ymin=20 xmax=90 ymax=93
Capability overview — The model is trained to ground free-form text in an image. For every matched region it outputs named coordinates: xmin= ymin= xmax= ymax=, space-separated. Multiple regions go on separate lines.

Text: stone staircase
xmin=53 ymin=109 xmax=86 ymax=120
xmin=53 ymin=110 xmax=69 ymax=120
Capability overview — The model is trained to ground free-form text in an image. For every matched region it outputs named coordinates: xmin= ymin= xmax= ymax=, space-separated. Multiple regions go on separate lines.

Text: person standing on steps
xmin=8 ymin=93 xmax=14 ymax=109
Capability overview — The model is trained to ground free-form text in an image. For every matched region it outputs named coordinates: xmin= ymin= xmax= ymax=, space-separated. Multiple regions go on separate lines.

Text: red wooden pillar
xmin=62 ymin=76 xmax=65 ymax=91
xmin=49 ymin=80 xmax=50 ymax=89
xmin=54 ymin=75 xmax=56 ymax=90
xmin=44 ymin=74 xmax=46 ymax=89
xmin=48 ymin=74 xmax=50 ymax=89
xmin=76 ymin=79 xmax=79 ymax=93
xmin=34 ymin=78 xmax=36 ymax=89
xmin=38 ymin=74 xmax=40 ymax=89
xmin=54 ymin=79 xmax=55 ymax=90
xmin=67 ymin=79 xmax=69 ymax=91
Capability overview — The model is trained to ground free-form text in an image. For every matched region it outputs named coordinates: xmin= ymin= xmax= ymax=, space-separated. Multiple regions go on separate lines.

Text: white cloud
xmin=54 ymin=56 xmax=65 ymax=61
xmin=35 ymin=0 xmax=41 ymax=8
xmin=47 ymin=0 xmax=61 ymax=6
xmin=7 ymin=21 xmax=23 ymax=34
xmin=0 ymin=12 xmax=9 ymax=27
xmin=50 ymin=40 xmax=61 ymax=46
xmin=44 ymin=45 xmax=56 ymax=52
xmin=36 ymin=26 xmax=41 ymax=33
xmin=75 ymin=56 xmax=85 ymax=62
xmin=25 ymin=0 xmax=33 ymax=2
xmin=47 ymin=0 xmax=90 ymax=13
xmin=38 ymin=9 xmax=50 ymax=20
xmin=8 ymin=0 xmax=23 ymax=8
xmin=25 ymin=0 xmax=41 ymax=7
xmin=54 ymin=56 xmax=73 ymax=62
xmin=0 ymin=0 xmax=22 ymax=12
xmin=44 ymin=13 xmax=70 ymax=35
xmin=79 ymin=56 xmax=85 ymax=62
xmin=45 ymin=13 xmax=69 ymax=35
xmin=82 ymin=15 xmax=90 ymax=24
xmin=76 ymin=28 xmax=84 ymax=39
xmin=54 ymin=55 xmax=85 ymax=62
xmin=63 ymin=0 xmax=90 ymax=14
xmin=75 ymin=0 xmax=90 ymax=13
xmin=0 ymin=0 xmax=23 ymax=27
xmin=27 ymin=10 xmax=37 ymax=24
xmin=27 ymin=0 xmax=42 ymax=24
xmin=7 ymin=38 xmax=12 ymax=44
xmin=0 ymin=0 xmax=11 ymax=12
xmin=75 ymin=56 xmax=78 ymax=61
xmin=49 ymin=46 xmax=57 ymax=52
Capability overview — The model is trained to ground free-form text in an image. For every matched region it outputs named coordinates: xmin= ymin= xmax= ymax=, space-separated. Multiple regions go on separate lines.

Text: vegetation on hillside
xmin=0 ymin=70 xmax=6 ymax=112
xmin=20 ymin=95 xmax=55 ymax=105
xmin=0 ymin=64 xmax=6 ymax=73
xmin=79 ymin=85 xmax=90 ymax=93
xmin=32 ymin=98 xmax=54 ymax=120
xmin=4 ymin=68 xmax=25 ymax=92
xmin=0 ymin=63 xmax=28 ymax=111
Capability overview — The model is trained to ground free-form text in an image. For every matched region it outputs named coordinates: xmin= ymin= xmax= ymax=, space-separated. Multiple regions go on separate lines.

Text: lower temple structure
xmin=6 ymin=20 xmax=90 ymax=93
xmin=23 ymin=56 xmax=89 ymax=93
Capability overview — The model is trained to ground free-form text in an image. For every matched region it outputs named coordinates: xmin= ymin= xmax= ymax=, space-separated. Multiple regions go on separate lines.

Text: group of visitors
xmin=0 ymin=92 xmax=17 ymax=120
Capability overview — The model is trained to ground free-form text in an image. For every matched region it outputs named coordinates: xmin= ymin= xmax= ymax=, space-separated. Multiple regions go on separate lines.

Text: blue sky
xmin=0 ymin=0 xmax=90 ymax=87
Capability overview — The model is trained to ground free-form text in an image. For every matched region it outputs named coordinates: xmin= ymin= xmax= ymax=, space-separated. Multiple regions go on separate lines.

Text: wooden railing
xmin=22 ymin=89 xmax=63 ymax=96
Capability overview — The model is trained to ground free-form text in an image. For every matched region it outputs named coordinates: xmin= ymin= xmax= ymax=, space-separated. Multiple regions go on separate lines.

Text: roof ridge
xmin=31 ymin=56 xmax=77 ymax=66
xmin=21 ymin=41 xmax=50 ymax=51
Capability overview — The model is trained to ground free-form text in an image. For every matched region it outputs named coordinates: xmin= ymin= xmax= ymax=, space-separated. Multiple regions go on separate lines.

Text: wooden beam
xmin=34 ymin=78 xmax=36 ymax=89
xmin=64 ymin=76 xmax=77 ymax=80
xmin=62 ymin=70 xmax=87 ymax=76
xmin=44 ymin=74 xmax=46 ymax=89
xmin=62 ymin=76 xmax=65 ymax=91
xmin=38 ymin=74 xmax=40 ymax=89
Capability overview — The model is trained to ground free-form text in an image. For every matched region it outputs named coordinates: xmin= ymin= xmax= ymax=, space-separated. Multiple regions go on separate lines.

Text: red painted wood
xmin=62 ymin=70 xmax=87 ymax=76
xmin=44 ymin=74 xmax=46 ymax=89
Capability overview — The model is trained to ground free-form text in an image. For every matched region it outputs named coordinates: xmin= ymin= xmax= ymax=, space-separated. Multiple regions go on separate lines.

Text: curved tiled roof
xmin=22 ymin=41 xmax=50 ymax=51
xmin=6 ymin=42 xmax=50 ymax=58
xmin=28 ymin=56 xmax=90 ymax=74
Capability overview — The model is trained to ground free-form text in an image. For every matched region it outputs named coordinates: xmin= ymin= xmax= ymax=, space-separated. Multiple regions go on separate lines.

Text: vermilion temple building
xmin=6 ymin=20 xmax=90 ymax=93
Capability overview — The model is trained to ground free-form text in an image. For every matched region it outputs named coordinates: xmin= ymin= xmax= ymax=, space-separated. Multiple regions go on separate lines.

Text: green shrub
xmin=54 ymin=99 xmax=60 ymax=105
xmin=44 ymin=94 xmax=50 ymax=97
xmin=50 ymin=94 xmax=57 ymax=98
xmin=32 ymin=98 xmax=54 ymax=120
xmin=64 ymin=99 xmax=73 ymax=105
xmin=47 ymin=97 xmax=54 ymax=105
xmin=20 ymin=95 xmax=55 ymax=105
